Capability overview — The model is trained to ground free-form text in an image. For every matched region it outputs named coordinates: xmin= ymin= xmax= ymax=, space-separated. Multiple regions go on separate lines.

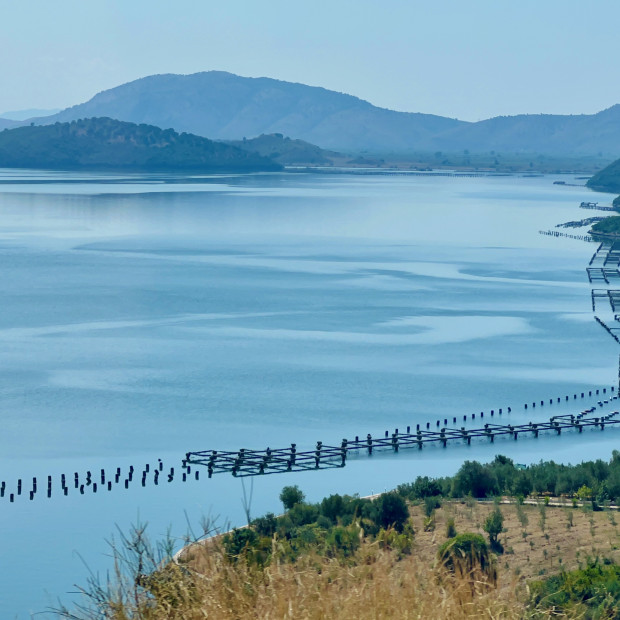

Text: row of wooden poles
xmin=185 ymin=385 xmax=618 ymax=478
xmin=0 ymin=459 xmax=199 ymax=504
xmin=385 ymin=386 xmax=612 ymax=433
xmin=539 ymin=229 xmax=596 ymax=242
xmin=4 ymin=385 xmax=612 ymax=495
xmin=186 ymin=408 xmax=620 ymax=479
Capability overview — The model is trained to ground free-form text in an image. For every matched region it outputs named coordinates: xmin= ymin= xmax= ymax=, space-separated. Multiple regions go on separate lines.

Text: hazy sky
xmin=2 ymin=0 xmax=620 ymax=121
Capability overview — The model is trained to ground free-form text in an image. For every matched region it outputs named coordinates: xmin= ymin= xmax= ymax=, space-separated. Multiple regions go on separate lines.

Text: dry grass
xmin=170 ymin=538 xmax=527 ymax=620
xmin=61 ymin=500 xmax=620 ymax=619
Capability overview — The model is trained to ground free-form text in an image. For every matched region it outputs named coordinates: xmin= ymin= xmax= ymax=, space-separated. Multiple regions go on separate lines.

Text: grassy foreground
xmin=56 ymin=455 xmax=620 ymax=618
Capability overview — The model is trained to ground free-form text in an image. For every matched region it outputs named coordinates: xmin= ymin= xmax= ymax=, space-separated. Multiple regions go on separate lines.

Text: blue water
xmin=0 ymin=169 xmax=618 ymax=617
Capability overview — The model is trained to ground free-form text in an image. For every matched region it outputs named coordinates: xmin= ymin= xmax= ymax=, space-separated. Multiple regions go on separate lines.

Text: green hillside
xmin=587 ymin=157 xmax=620 ymax=192
xmin=227 ymin=133 xmax=339 ymax=165
xmin=0 ymin=117 xmax=282 ymax=172
xmin=591 ymin=216 xmax=620 ymax=236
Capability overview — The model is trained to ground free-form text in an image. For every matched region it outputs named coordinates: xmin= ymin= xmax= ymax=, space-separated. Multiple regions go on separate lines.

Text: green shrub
xmin=483 ymin=507 xmax=504 ymax=552
xmin=325 ymin=524 xmax=361 ymax=559
xmin=377 ymin=523 xmax=414 ymax=558
xmin=396 ymin=476 xmax=443 ymax=500
xmin=530 ymin=559 xmax=620 ymax=617
xmin=424 ymin=495 xmax=441 ymax=517
xmin=319 ymin=494 xmax=345 ymax=523
xmin=223 ymin=528 xmax=259 ymax=558
xmin=279 ymin=485 xmax=305 ymax=510
xmin=288 ymin=502 xmax=319 ymax=527
xmin=437 ymin=533 xmax=496 ymax=584
xmin=251 ymin=512 xmax=277 ymax=537
xmin=222 ymin=528 xmax=271 ymax=566
xmin=377 ymin=492 xmax=409 ymax=533
xmin=452 ymin=461 xmax=498 ymax=498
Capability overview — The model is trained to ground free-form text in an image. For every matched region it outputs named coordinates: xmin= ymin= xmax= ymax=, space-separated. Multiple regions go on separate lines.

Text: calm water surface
xmin=0 ymin=170 xmax=617 ymax=617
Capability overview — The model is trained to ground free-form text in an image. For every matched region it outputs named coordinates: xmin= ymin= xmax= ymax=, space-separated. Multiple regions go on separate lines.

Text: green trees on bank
xmin=396 ymin=452 xmax=620 ymax=504
xmin=587 ymin=159 xmax=620 ymax=193
xmin=225 ymin=453 xmax=620 ymax=569
xmin=591 ymin=215 xmax=620 ymax=236
xmin=223 ymin=489 xmax=412 ymax=566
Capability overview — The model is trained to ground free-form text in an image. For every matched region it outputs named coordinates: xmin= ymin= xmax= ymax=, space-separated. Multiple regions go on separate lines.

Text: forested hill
xmin=0 ymin=118 xmax=282 ymax=172
xmin=587 ymin=157 xmax=620 ymax=193
xmin=226 ymin=133 xmax=339 ymax=165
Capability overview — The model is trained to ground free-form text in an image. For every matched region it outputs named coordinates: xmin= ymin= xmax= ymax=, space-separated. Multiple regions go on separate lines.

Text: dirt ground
xmin=410 ymin=499 xmax=620 ymax=588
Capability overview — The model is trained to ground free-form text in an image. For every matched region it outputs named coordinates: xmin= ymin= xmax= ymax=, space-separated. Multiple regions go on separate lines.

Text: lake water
xmin=0 ymin=169 xmax=618 ymax=617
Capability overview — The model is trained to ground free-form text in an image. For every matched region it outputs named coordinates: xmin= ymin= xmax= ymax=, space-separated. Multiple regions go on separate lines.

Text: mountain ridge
xmin=26 ymin=71 xmax=467 ymax=152
xmin=21 ymin=71 xmax=620 ymax=156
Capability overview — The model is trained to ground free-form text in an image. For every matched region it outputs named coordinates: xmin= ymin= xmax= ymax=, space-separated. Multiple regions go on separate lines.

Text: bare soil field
xmin=410 ymin=499 xmax=620 ymax=588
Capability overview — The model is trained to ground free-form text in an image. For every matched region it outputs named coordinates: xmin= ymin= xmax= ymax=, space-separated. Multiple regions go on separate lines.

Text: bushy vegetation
xmin=396 ymin=452 xmax=620 ymax=505
xmin=56 ymin=453 xmax=620 ymax=618
xmin=483 ymin=506 xmax=505 ymax=552
xmin=0 ymin=117 xmax=282 ymax=171
xmin=531 ymin=559 xmax=620 ymax=618
xmin=227 ymin=133 xmax=338 ymax=165
xmin=56 ymin=522 xmax=529 ymax=619
xmin=222 ymin=489 xmax=412 ymax=566
xmin=437 ymin=532 xmax=496 ymax=586
xmin=591 ymin=215 xmax=620 ymax=236
xmin=588 ymin=158 xmax=620 ymax=193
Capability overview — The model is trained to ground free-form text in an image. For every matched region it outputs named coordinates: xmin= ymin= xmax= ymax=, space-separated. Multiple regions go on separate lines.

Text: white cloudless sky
xmin=2 ymin=0 xmax=620 ymax=121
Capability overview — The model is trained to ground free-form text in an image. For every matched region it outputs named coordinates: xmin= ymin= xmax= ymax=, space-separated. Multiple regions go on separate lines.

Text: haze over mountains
xmin=4 ymin=71 xmax=620 ymax=157
xmin=0 ymin=107 xmax=61 ymax=121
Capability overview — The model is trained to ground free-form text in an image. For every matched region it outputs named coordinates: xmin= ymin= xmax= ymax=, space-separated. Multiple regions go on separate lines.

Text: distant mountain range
xmin=0 ymin=117 xmax=281 ymax=172
xmin=26 ymin=72 xmax=462 ymax=154
xmin=0 ymin=107 xmax=61 ymax=121
xmin=6 ymin=71 xmax=620 ymax=156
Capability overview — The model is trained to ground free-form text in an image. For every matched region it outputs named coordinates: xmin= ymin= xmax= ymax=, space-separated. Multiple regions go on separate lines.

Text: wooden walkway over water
xmin=186 ymin=394 xmax=618 ymax=478
xmin=183 ymin=231 xmax=620 ymax=480
xmin=6 ymin=213 xmax=620 ymax=502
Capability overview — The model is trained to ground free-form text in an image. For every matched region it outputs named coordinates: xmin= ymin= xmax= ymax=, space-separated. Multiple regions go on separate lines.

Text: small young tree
xmin=483 ymin=507 xmax=504 ymax=552
xmin=279 ymin=485 xmax=305 ymax=511
xmin=424 ymin=495 xmax=441 ymax=517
